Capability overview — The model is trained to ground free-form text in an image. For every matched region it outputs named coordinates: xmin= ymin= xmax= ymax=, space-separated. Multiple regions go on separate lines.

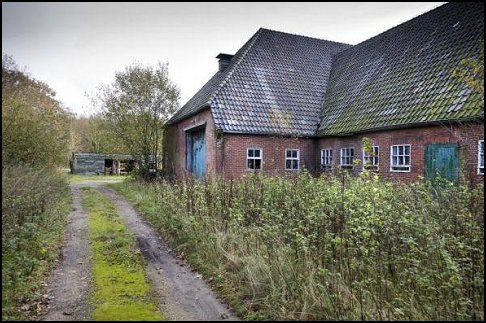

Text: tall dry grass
xmin=113 ymin=171 xmax=484 ymax=320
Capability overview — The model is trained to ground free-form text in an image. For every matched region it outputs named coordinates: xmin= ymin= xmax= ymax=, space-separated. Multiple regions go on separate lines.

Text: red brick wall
xmin=220 ymin=134 xmax=316 ymax=178
xmin=317 ymin=121 xmax=484 ymax=184
xmin=163 ymin=109 xmax=217 ymax=177
xmin=165 ymin=112 xmax=483 ymax=184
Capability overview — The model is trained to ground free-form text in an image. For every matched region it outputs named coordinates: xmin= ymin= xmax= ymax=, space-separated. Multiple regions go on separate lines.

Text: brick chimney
xmin=216 ymin=53 xmax=234 ymax=72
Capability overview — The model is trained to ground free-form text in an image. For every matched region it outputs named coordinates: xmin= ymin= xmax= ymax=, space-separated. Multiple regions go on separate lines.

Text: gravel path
xmin=41 ymin=182 xmax=238 ymax=321
xmin=42 ymin=185 xmax=93 ymax=321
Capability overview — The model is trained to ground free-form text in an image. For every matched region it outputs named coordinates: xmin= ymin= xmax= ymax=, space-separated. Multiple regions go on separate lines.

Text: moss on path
xmin=81 ymin=187 xmax=164 ymax=321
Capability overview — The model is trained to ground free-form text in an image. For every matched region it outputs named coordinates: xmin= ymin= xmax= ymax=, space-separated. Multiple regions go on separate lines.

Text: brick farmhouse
xmin=164 ymin=2 xmax=484 ymax=183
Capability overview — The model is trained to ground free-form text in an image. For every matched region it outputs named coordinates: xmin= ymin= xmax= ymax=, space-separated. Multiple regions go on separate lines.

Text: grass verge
xmin=2 ymin=166 xmax=72 ymax=321
xmin=81 ymin=187 xmax=164 ymax=321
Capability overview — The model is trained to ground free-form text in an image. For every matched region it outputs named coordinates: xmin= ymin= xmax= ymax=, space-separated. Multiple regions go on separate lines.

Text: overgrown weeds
xmin=2 ymin=165 xmax=71 ymax=320
xmin=111 ymin=172 xmax=484 ymax=320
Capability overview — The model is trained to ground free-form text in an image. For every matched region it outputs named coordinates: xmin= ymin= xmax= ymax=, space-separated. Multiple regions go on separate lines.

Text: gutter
xmin=318 ymin=116 xmax=484 ymax=137
xmin=221 ymin=130 xmax=318 ymax=139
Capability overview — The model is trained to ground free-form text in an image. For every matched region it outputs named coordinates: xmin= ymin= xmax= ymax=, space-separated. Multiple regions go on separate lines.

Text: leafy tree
xmin=70 ymin=114 xmax=128 ymax=154
xmin=95 ymin=62 xmax=180 ymax=179
xmin=2 ymin=54 xmax=71 ymax=167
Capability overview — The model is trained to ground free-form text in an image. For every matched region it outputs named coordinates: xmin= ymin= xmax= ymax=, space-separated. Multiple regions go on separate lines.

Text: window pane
xmin=248 ymin=150 xmax=254 ymax=157
xmin=248 ymin=159 xmax=254 ymax=169
xmin=254 ymin=149 xmax=260 ymax=158
xmin=293 ymin=160 xmax=299 ymax=169
xmin=392 ymin=146 xmax=397 ymax=155
xmin=293 ymin=150 xmax=298 ymax=158
xmin=350 ymin=149 xmax=354 ymax=157
xmin=399 ymin=146 xmax=403 ymax=155
xmin=326 ymin=157 xmax=331 ymax=165
xmin=480 ymin=142 xmax=484 ymax=167
xmin=405 ymin=156 xmax=410 ymax=165
xmin=286 ymin=160 xmax=291 ymax=169
xmin=374 ymin=147 xmax=379 ymax=155
xmin=392 ymin=156 xmax=398 ymax=166
xmin=398 ymin=156 xmax=403 ymax=165
xmin=405 ymin=145 xmax=410 ymax=155
xmin=255 ymin=159 xmax=261 ymax=170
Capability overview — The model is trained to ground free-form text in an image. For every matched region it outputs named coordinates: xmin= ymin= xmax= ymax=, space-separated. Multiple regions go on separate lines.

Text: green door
xmin=425 ymin=144 xmax=459 ymax=182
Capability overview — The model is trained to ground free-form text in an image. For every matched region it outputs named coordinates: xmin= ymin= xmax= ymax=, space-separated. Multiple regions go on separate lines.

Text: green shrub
xmin=2 ymin=165 xmax=71 ymax=321
xmin=112 ymin=172 xmax=484 ymax=320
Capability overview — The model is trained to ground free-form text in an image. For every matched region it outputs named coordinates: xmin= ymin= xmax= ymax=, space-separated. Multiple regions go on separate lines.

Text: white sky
xmin=2 ymin=2 xmax=445 ymax=116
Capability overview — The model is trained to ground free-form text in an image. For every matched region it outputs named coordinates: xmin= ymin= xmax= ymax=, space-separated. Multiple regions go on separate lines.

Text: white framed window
xmin=390 ymin=144 xmax=411 ymax=172
xmin=321 ymin=149 xmax=333 ymax=171
xmin=340 ymin=148 xmax=354 ymax=169
xmin=285 ymin=149 xmax=299 ymax=170
xmin=363 ymin=146 xmax=379 ymax=171
xmin=247 ymin=148 xmax=262 ymax=170
xmin=479 ymin=140 xmax=484 ymax=175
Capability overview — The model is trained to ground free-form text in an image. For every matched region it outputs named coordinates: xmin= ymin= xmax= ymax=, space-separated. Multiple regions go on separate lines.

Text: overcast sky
xmin=2 ymin=2 xmax=445 ymax=116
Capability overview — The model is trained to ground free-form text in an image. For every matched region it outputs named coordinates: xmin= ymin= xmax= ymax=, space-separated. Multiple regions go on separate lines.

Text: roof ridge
xmin=209 ymin=28 xmax=265 ymax=105
xmin=258 ymin=27 xmax=351 ymax=46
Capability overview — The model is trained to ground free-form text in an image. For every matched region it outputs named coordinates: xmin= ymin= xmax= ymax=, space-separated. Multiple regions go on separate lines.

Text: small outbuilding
xmin=70 ymin=153 xmax=136 ymax=175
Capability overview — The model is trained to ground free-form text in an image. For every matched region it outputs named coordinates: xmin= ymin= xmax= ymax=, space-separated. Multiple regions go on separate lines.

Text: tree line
xmin=3 ymin=54 xmax=180 ymax=179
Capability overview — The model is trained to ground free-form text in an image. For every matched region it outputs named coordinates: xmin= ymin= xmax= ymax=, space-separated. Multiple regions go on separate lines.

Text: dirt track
xmin=42 ymin=182 xmax=238 ymax=321
xmin=42 ymin=185 xmax=93 ymax=321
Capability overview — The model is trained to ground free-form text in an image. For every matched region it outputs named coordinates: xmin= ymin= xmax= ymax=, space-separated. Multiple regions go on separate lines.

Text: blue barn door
xmin=186 ymin=129 xmax=206 ymax=178
xmin=425 ymin=144 xmax=459 ymax=182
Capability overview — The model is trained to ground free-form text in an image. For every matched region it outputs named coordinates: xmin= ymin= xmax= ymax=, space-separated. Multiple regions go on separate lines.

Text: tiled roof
xmin=169 ymin=3 xmax=484 ymax=137
xmin=211 ymin=29 xmax=351 ymax=135
xmin=167 ymin=30 xmax=262 ymax=124
xmin=168 ymin=28 xmax=351 ymax=135
xmin=167 ymin=71 xmax=223 ymax=124
xmin=318 ymin=2 xmax=484 ymax=136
